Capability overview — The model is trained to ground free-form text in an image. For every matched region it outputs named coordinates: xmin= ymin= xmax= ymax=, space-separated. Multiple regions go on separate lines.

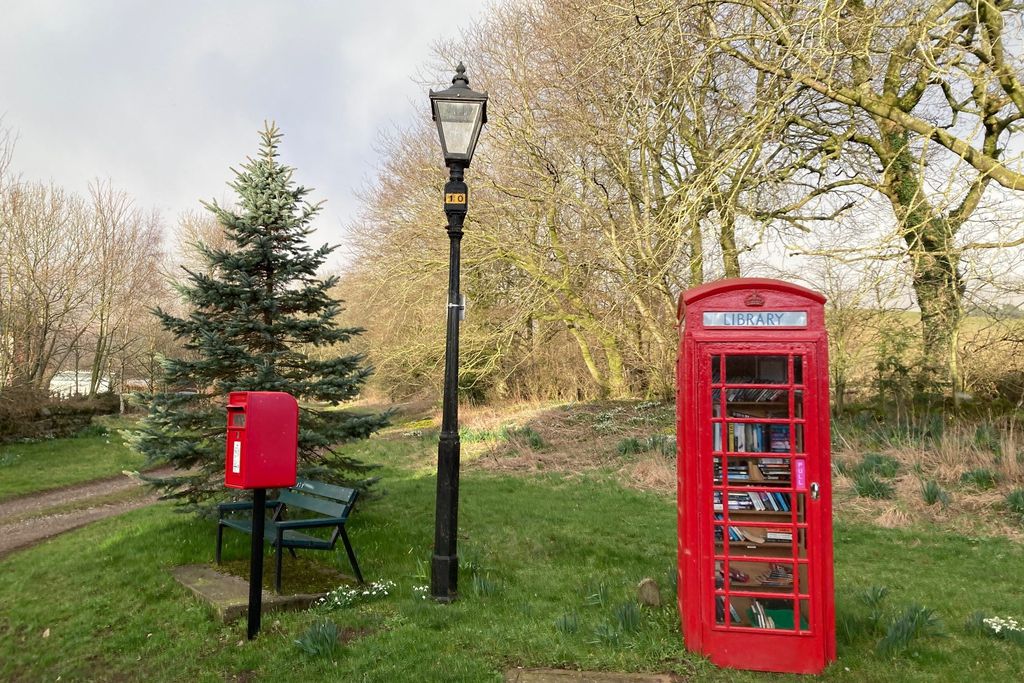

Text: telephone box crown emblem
xmin=745 ymin=291 xmax=766 ymax=307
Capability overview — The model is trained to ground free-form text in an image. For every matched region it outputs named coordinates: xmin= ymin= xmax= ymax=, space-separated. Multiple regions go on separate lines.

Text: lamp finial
xmin=453 ymin=62 xmax=469 ymax=87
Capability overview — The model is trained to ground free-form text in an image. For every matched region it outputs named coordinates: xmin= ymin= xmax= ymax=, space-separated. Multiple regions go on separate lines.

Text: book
xmin=769 ymin=424 xmax=790 ymax=452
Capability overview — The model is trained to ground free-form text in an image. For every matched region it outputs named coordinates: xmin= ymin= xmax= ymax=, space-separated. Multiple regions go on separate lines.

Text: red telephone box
xmin=676 ymin=278 xmax=835 ymax=674
xmin=225 ymin=391 xmax=298 ymax=490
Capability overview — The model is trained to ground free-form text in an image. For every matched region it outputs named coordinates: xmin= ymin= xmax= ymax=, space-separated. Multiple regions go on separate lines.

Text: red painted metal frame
xmin=676 ymin=278 xmax=835 ymax=674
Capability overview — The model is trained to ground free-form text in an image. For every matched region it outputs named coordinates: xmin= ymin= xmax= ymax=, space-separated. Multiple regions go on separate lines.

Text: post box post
xmin=247 ymin=487 xmax=266 ymax=640
xmin=223 ymin=391 xmax=298 ymax=640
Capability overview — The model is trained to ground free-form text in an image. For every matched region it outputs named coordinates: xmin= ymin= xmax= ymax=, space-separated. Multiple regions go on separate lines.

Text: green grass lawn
xmin=1 ymin=430 xmax=1023 ymax=681
xmin=0 ymin=419 xmax=145 ymax=501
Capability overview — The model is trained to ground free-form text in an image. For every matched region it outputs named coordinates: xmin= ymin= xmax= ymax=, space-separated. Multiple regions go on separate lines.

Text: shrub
xmin=853 ymin=472 xmax=895 ymax=499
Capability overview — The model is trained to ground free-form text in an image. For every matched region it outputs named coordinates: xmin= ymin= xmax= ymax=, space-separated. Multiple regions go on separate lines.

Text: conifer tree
xmin=133 ymin=123 xmax=388 ymax=510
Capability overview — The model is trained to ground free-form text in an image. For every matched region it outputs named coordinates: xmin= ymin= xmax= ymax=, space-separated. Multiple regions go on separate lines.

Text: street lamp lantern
xmin=429 ymin=62 xmax=487 ymax=603
xmin=429 ymin=62 xmax=488 ymax=165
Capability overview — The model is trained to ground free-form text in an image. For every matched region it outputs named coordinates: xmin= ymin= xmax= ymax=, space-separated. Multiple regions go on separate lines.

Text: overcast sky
xmin=0 ymin=0 xmax=490 ymax=266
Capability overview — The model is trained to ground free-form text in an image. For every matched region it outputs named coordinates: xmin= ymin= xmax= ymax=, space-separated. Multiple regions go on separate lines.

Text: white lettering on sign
xmin=703 ymin=311 xmax=808 ymax=327
xmin=232 ymin=441 xmax=241 ymax=474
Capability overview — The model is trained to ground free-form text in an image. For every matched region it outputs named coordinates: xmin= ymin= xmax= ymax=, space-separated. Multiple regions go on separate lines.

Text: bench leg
xmin=215 ymin=523 xmax=224 ymax=564
xmin=288 ymin=547 xmax=298 ymax=559
xmin=340 ymin=528 xmax=364 ymax=584
xmin=275 ymin=531 xmax=284 ymax=594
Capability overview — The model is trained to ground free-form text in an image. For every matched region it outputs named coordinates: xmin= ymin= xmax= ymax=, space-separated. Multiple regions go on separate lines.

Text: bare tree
xmin=86 ymin=180 xmax=163 ymax=397
xmin=701 ymin=0 xmax=1024 ymax=396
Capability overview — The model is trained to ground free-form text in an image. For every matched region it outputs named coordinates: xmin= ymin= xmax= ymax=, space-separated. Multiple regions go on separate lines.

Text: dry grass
xmin=383 ymin=400 xmax=1024 ymax=540
xmin=834 ymin=415 xmax=1024 ymax=540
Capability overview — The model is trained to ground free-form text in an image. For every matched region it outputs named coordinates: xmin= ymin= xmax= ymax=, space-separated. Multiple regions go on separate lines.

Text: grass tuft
xmin=961 ymin=468 xmax=1001 ymax=490
xmin=590 ymin=621 xmax=621 ymax=645
xmin=1005 ymin=489 xmax=1024 ymax=521
xmin=921 ymin=480 xmax=950 ymax=507
xmin=504 ymin=425 xmax=545 ymax=450
xmin=876 ymin=604 xmax=944 ymax=655
xmin=583 ymin=581 xmax=610 ymax=607
xmin=857 ymin=452 xmax=901 ymax=478
xmin=617 ymin=437 xmax=645 ymax=456
xmin=853 ymin=471 xmax=896 ymax=499
xmin=472 ymin=573 xmax=500 ymax=597
xmin=294 ymin=619 xmax=341 ymax=658
xmin=613 ymin=601 xmax=642 ymax=633
xmin=554 ymin=612 xmax=579 ymax=634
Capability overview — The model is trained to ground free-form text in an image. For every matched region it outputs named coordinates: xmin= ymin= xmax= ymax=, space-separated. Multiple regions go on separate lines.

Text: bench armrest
xmin=274 ymin=516 xmax=348 ymax=530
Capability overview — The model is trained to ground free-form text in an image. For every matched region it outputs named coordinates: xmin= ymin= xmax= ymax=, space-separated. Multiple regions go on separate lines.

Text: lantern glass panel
xmin=437 ymin=101 xmax=482 ymax=156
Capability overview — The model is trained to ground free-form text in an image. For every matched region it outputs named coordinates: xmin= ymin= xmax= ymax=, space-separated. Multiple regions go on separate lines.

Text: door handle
xmin=810 ymin=482 xmax=820 ymax=501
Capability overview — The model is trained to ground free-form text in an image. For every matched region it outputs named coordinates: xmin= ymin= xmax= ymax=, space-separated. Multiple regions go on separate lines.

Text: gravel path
xmin=0 ymin=466 xmax=176 ymax=559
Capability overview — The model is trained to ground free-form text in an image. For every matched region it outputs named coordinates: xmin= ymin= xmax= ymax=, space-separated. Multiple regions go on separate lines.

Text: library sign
xmin=703 ymin=311 xmax=807 ymax=328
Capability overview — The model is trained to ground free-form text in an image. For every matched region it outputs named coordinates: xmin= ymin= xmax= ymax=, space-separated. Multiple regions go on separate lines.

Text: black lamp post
xmin=428 ymin=62 xmax=487 ymax=602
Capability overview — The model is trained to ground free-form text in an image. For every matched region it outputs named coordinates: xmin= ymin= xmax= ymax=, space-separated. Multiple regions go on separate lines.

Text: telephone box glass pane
xmin=725 ymin=355 xmax=788 ymax=384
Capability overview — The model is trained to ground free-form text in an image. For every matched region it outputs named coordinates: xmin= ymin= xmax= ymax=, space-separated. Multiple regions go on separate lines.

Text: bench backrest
xmin=277 ymin=478 xmax=358 ymax=520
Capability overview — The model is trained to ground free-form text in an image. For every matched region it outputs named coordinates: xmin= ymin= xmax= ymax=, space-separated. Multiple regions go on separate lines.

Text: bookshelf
xmin=710 ymin=353 xmax=808 ymax=630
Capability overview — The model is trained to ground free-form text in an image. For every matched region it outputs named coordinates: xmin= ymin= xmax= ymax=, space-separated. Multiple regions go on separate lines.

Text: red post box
xmin=676 ymin=278 xmax=835 ymax=674
xmin=225 ymin=391 xmax=298 ymax=490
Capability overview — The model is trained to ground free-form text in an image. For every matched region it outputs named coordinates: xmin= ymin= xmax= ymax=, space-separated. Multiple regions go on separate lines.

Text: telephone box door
xmin=696 ymin=342 xmax=828 ymax=672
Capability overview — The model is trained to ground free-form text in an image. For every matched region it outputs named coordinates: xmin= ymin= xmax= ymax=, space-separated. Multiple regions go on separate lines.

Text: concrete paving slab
xmin=504 ymin=669 xmax=684 ymax=683
xmin=171 ymin=564 xmax=326 ymax=622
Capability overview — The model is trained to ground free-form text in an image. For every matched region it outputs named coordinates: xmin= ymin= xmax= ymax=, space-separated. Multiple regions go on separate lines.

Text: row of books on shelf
xmin=714 ymin=490 xmax=792 ymax=512
xmin=713 ymin=386 xmax=788 ymax=403
xmin=713 ymin=514 xmax=794 ymax=544
xmin=713 ymin=458 xmax=790 ymax=483
xmin=714 ymin=422 xmax=790 ymax=453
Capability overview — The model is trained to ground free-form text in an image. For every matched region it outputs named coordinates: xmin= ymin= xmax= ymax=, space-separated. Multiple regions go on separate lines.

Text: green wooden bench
xmin=215 ymin=478 xmax=364 ymax=593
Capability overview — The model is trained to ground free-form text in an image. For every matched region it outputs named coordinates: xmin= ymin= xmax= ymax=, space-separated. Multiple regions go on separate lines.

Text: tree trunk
xmin=880 ymin=128 xmax=963 ymax=394
xmin=718 ymin=202 xmax=741 ymax=278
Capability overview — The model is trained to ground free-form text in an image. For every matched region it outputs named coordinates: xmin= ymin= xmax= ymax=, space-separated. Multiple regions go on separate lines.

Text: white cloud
xmin=0 ymin=0 xmax=490 ymax=264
